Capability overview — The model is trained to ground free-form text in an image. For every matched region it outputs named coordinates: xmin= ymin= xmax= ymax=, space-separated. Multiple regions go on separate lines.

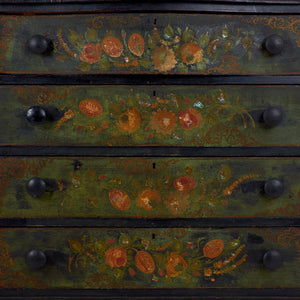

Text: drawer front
xmin=0 ymin=228 xmax=299 ymax=289
xmin=1 ymin=157 xmax=299 ymax=218
xmin=0 ymin=85 xmax=299 ymax=146
xmin=1 ymin=14 xmax=300 ymax=74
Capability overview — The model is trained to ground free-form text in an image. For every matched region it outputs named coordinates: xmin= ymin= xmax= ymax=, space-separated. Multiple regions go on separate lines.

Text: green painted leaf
xmin=68 ymin=29 xmax=79 ymax=43
xmin=140 ymin=58 xmax=151 ymax=69
xmin=177 ymin=63 xmax=188 ymax=72
xmin=85 ymin=27 xmax=98 ymax=42
xmin=164 ymin=24 xmax=174 ymax=39
xmin=183 ymin=27 xmax=193 ymax=43
xmin=196 ymin=62 xmax=206 ymax=71
xmin=199 ymin=32 xmax=210 ymax=47
xmin=76 ymin=62 xmax=91 ymax=71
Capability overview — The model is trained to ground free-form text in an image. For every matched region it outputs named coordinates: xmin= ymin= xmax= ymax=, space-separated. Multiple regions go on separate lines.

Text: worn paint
xmin=0 ymin=157 xmax=299 ymax=218
xmin=0 ymin=228 xmax=299 ymax=288
xmin=1 ymin=14 xmax=300 ymax=74
xmin=0 ymin=85 xmax=299 ymax=146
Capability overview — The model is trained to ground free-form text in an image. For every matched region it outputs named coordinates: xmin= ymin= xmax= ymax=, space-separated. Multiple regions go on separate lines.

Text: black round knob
xmin=264 ymin=179 xmax=284 ymax=198
xmin=26 ymin=249 xmax=47 ymax=270
xmin=27 ymin=35 xmax=53 ymax=55
xmin=263 ymin=250 xmax=282 ymax=270
xmin=26 ymin=177 xmax=47 ymax=198
xmin=263 ymin=107 xmax=283 ymax=127
xmin=26 ymin=106 xmax=47 ymax=124
xmin=263 ymin=34 xmax=284 ymax=55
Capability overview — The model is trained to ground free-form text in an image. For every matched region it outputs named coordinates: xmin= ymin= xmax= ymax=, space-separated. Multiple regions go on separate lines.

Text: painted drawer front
xmin=1 ymin=157 xmax=299 ymax=218
xmin=0 ymin=85 xmax=299 ymax=147
xmin=1 ymin=14 xmax=300 ymax=74
xmin=0 ymin=228 xmax=299 ymax=289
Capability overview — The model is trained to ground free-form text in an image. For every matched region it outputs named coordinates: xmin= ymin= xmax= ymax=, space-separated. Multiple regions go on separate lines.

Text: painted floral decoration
xmin=55 ymin=18 xmax=256 ymax=73
xmin=79 ymin=43 xmax=102 ymax=64
xmin=68 ymin=232 xmax=248 ymax=287
xmin=105 ymin=246 xmax=127 ymax=268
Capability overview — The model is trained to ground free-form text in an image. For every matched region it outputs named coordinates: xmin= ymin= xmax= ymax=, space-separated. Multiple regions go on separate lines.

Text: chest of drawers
xmin=0 ymin=1 xmax=299 ymax=299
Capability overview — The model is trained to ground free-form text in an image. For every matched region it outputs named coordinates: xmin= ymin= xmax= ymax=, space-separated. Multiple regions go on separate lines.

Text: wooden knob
xmin=264 ymin=179 xmax=284 ymax=198
xmin=26 ymin=106 xmax=47 ymax=124
xmin=26 ymin=249 xmax=47 ymax=270
xmin=27 ymin=35 xmax=53 ymax=55
xmin=26 ymin=177 xmax=47 ymax=198
xmin=263 ymin=35 xmax=284 ymax=55
xmin=263 ymin=250 xmax=282 ymax=270
xmin=263 ymin=107 xmax=283 ymax=127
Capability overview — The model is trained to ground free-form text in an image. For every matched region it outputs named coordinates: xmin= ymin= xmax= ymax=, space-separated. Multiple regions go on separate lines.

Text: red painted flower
xmin=137 ymin=188 xmax=161 ymax=211
xmin=178 ymin=108 xmax=203 ymax=130
xmin=109 ymin=189 xmax=131 ymax=211
xmin=173 ymin=176 xmax=196 ymax=192
xmin=105 ymin=246 xmax=127 ymax=268
xmin=79 ymin=43 xmax=102 ymax=64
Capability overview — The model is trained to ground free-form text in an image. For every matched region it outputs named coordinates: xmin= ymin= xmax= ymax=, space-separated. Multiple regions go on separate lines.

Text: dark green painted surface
xmin=1 ymin=157 xmax=299 ymax=218
xmin=1 ymin=14 xmax=300 ymax=74
xmin=0 ymin=85 xmax=299 ymax=146
xmin=0 ymin=228 xmax=299 ymax=288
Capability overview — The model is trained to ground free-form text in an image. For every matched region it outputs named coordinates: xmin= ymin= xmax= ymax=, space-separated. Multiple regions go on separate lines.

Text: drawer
xmin=1 ymin=14 xmax=300 ymax=74
xmin=0 ymin=227 xmax=299 ymax=289
xmin=1 ymin=157 xmax=299 ymax=218
xmin=0 ymin=85 xmax=299 ymax=147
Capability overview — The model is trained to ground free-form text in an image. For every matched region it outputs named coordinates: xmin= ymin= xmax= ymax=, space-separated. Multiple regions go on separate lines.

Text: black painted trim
xmin=0 ymin=217 xmax=299 ymax=227
xmin=0 ymin=146 xmax=299 ymax=156
xmin=1 ymin=2 xmax=300 ymax=14
xmin=1 ymin=75 xmax=300 ymax=85
xmin=0 ymin=297 xmax=299 ymax=300
xmin=1 ymin=288 xmax=300 ymax=297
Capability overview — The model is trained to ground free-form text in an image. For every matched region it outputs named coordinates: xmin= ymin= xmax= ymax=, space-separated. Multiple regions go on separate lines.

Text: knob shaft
xmin=263 ymin=107 xmax=283 ymax=127
xmin=263 ymin=250 xmax=282 ymax=270
xmin=263 ymin=34 xmax=284 ymax=55
xmin=26 ymin=249 xmax=47 ymax=270
xmin=28 ymin=35 xmax=53 ymax=55
xmin=26 ymin=106 xmax=47 ymax=124
xmin=26 ymin=177 xmax=47 ymax=198
xmin=264 ymin=179 xmax=284 ymax=198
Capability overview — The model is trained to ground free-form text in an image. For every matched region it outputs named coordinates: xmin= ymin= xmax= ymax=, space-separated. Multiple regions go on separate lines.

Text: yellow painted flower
xmin=152 ymin=45 xmax=177 ymax=72
xmin=117 ymin=108 xmax=141 ymax=134
xmin=150 ymin=108 xmax=177 ymax=135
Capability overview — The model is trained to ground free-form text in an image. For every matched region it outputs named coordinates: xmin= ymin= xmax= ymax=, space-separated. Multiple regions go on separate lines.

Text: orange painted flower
xmin=180 ymin=42 xmax=203 ymax=65
xmin=79 ymin=43 xmax=102 ymax=64
xmin=79 ymin=99 xmax=103 ymax=117
xmin=165 ymin=253 xmax=187 ymax=277
xmin=137 ymin=188 xmax=161 ymax=211
xmin=173 ymin=176 xmax=197 ymax=192
xmin=102 ymin=37 xmax=123 ymax=57
xmin=150 ymin=108 xmax=177 ymax=135
xmin=109 ymin=189 xmax=131 ymax=211
xmin=105 ymin=246 xmax=127 ymax=268
xmin=117 ymin=107 xmax=141 ymax=134
xmin=165 ymin=192 xmax=190 ymax=214
xmin=152 ymin=45 xmax=177 ymax=72
xmin=128 ymin=33 xmax=145 ymax=56
xmin=203 ymin=239 xmax=224 ymax=258
xmin=135 ymin=251 xmax=155 ymax=274
xmin=178 ymin=108 xmax=203 ymax=130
